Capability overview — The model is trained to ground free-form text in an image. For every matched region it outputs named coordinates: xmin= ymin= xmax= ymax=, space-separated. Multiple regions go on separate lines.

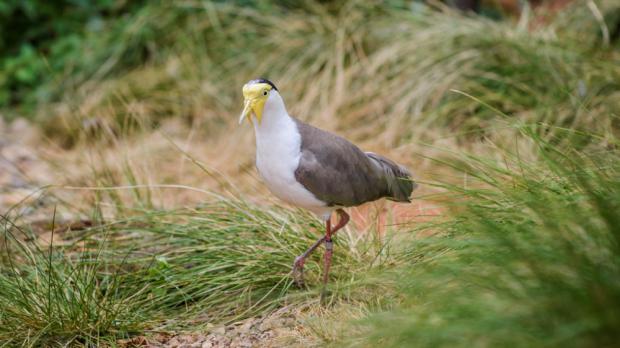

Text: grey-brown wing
xmin=293 ymin=119 xmax=388 ymax=207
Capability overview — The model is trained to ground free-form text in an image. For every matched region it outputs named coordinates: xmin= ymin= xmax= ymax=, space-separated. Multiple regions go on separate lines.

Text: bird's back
xmin=292 ymin=118 xmax=416 ymax=207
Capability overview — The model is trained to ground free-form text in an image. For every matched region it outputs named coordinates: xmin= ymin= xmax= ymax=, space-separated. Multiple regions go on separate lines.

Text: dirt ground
xmin=118 ymin=313 xmax=308 ymax=348
xmin=0 ymin=118 xmax=54 ymax=215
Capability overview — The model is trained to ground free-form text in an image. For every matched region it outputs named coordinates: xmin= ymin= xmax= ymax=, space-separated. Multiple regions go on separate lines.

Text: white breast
xmin=253 ymin=112 xmax=330 ymax=218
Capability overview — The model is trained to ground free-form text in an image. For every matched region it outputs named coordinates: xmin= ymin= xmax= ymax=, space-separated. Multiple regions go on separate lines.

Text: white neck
xmin=250 ymin=90 xmax=299 ymax=161
xmin=251 ymin=91 xmax=292 ymax=139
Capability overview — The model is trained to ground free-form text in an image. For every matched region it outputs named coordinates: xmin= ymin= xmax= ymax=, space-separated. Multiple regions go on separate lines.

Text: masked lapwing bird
xmin=239 ymin=78 xmax=417 ymax=287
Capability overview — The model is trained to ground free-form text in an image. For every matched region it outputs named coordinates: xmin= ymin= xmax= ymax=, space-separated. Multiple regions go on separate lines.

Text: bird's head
xmin=239 ymin=78 xmax=280 ymax=125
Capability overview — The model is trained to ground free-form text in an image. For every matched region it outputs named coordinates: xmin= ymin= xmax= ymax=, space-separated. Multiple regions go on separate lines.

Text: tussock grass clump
xmin=1 ymin=198 xmax=391 ymax=346
xmin=0 ymin=217 xmax=146 ymax=347
xmin=359 ymin=128 xmax=620 ymax=347
xmin=97 ymin=200 xmax=388 ymax=318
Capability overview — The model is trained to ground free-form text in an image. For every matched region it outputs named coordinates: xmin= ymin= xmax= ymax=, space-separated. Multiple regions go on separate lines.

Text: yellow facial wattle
xmin=239 ymin=83 xmax=272 ymax=125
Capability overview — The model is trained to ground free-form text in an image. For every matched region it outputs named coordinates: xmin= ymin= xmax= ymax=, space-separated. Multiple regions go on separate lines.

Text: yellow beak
xmin=239 ymin=99 xmax=254 ymax=125
xmin=239 ymin=83 xmax=270 ymax=125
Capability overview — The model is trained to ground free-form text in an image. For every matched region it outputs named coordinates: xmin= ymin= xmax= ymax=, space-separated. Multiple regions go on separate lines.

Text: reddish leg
xmin=291 ymin=209 xmax=350 ymax=288
xmin=322 ymin=219 xmax=333 ymax=286
xmin=292 ymin=231 xmax=325 ymax=287
xmin=322 ymin=209 xmax=349 ymax=287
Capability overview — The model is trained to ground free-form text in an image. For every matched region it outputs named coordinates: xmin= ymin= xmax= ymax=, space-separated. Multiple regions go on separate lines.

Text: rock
xmin=201 ymin=341 xmax=213 ymax=348
xmin=219 ymin=337 xmax=232 ymax=346
xmin=10 ymin=118 xmax=29 ymax=132
xmin=282 ymin=317 xmax=297 ymax=328
xmin=239 ymin=319 xmax=255 ymax=333
xmin=212 ymin=326 xmax=226 ymax=336
xmin=9 ymin=118 xmax=38 ymax=143
xmin=258 ymin=317 xmax=290 ymax=332
xmin=230 ymin=337 xmax=253 ymax=348
xmin=117 ymin=335 xmax=149 ymax=347
xmin=166 ymin=336 xmax=181 ymax=347
xmin=258 ymin=330 xmax=275 ymax=341
xmin=176 ymin=335 xmax=194 ymax=344
xmin=2 ymin=144 xmax=35 ymax=163
xmin=258 ymin=320 xmax=273 ymax=332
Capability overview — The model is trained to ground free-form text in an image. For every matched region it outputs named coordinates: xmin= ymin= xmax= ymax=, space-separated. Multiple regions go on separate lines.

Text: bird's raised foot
xmin=292 ymin=256 xmax=306 ymax=288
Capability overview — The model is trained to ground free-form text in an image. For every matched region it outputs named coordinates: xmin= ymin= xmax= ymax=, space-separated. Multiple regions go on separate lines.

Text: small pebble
xmin=212 ymin=326 xmax=226 ymax=335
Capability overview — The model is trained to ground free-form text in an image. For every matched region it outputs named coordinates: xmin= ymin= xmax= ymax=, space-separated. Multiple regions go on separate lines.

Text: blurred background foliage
xmin=3 ymin=0 xmax=618 ymax=126
xmin=1 ymin=1 xmax=620 ymax=346
xmin=0 ymin=0 xmax=616 ymax=155
xmin=0 ymin=0 xmax=146 ymax=109
xmin=1 ymin=0 xmax=369 ymax=112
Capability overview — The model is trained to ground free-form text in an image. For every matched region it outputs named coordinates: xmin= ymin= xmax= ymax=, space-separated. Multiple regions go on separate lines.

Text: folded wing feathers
xmin=365 ymin=152 xmax=417 ymax=202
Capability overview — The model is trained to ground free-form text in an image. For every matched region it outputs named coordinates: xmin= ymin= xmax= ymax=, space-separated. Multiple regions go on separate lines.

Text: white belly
xmin=257 ymin=155 xmax=324 ymax=209
xmin=254 ymin=116 xmax=330 ymax=218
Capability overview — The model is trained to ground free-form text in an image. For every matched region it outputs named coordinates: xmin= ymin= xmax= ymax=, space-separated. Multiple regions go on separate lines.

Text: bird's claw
xmin=292 ymin=256 xmax=306 ymax=288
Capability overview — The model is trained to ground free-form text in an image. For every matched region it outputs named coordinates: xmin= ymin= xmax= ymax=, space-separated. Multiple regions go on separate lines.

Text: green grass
xmin=1 ymin=1 xmax=619 ymax=346
xmin=0 ymin=198 xmax=394 ymax=346
xmin=4 ymin=125 xmax=618 ymax=347
xmin=0 ymin=214 xmax=146 ymax=346
xmin=357 ymin=127 xmax=620 ymax=347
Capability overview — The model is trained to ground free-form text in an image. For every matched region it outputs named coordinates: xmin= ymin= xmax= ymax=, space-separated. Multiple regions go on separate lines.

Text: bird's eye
xmin=263 ymin=90 xmax=268 ymax=96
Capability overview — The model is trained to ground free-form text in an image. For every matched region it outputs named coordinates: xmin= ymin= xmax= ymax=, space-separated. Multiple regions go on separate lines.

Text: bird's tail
xmin=366 ymin=152 xmax=417 ymax=203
